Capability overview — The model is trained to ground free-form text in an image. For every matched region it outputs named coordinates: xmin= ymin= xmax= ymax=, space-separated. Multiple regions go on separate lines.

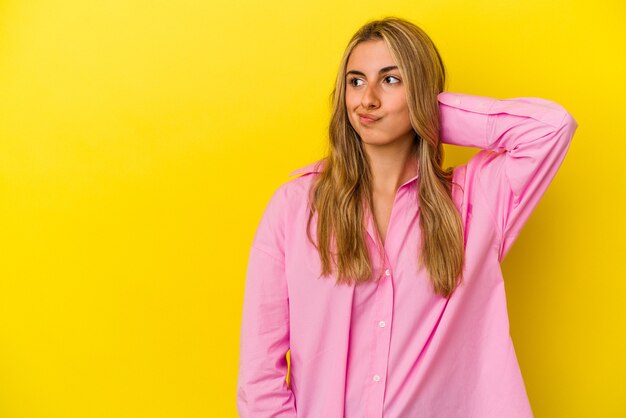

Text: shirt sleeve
xmin=437 ymin=91 xmax=579 ymax=262
xmin=236 ymin=183 xmax=297 ymax=417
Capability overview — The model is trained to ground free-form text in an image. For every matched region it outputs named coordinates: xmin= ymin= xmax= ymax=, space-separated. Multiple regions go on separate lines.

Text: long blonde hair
xmin=306 ymin=16 xmax=465 ymax=298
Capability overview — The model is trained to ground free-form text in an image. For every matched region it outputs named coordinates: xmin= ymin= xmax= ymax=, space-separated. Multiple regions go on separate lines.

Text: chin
xmin=360 ymin=137 xmax=396 ymax=146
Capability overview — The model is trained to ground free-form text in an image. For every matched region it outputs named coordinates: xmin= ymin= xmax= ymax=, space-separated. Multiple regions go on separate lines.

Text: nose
xmin=361 ymin=83 xmax=380 ymax=109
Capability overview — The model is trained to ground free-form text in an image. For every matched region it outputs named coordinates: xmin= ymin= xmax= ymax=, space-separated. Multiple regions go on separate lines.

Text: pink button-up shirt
xmin=236 ymin=91 xmax=578 ymax=418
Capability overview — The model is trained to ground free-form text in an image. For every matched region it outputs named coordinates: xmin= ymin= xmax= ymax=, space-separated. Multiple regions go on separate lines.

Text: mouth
xmin=358 ymin=114 xmax=380 ymax=125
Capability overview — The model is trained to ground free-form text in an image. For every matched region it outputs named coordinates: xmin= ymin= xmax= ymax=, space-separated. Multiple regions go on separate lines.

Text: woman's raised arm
xmin=438 ymin=91 xmax=579 ymax=262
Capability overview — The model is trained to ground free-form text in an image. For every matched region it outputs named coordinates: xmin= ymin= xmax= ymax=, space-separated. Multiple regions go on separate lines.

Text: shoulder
xmin=288 ymin=158 xmax=327 ymax=177
xmin=282 ymin=157 xmax=326 ymax=200
xmin=260 ymin=158 xmax=325 ymax=220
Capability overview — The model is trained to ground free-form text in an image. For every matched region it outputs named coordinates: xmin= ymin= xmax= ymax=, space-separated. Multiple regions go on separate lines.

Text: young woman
xmin=237 ymin=16 xmax=578 ymax=418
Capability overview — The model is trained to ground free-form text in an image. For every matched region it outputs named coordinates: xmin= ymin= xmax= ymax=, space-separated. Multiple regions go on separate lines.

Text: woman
xmin=237 ymin=16 xmax=578 ymax=418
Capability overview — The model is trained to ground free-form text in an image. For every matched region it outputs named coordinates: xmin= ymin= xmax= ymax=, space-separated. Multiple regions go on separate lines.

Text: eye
xmin=384 ymin=75 xmax=401 ymax=84
xmin=348 ymin=77 xmax=363 ymax=87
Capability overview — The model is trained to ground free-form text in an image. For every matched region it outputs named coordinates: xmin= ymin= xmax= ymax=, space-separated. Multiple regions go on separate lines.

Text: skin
xmin=345 ymin=39 xmax=418 ymax=244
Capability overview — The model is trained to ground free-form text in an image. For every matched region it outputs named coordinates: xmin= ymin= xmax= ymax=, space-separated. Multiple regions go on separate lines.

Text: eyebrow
xmin=345 ymin=65 xmax=399 ymax=78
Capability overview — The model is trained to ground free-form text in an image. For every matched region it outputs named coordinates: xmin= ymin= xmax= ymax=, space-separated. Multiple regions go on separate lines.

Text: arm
xmin=437 ymin=91 xmax=579 ymax=262
xmin=236 ymin=184 xmax=297 ymax=417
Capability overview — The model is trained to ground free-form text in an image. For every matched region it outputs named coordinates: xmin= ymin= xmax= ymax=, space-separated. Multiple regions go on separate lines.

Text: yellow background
xmin=1 ymin=1 xmax=624 ymax=417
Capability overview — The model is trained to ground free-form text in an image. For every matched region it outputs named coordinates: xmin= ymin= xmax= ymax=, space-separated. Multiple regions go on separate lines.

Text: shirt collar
xmin=289 ymin=158 xmax=327 ymax=177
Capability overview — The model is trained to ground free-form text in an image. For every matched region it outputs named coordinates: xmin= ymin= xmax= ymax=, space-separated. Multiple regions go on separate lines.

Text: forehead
xmin=347 ymin=39 xmax=395 ymax=70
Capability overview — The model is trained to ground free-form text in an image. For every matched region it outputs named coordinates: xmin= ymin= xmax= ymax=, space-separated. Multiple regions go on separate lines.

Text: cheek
xmin=391 ymin=102 xmax=411 ymax=123
xmin=345 ymin=94 xmax=358 ymax=110
xmin=384 ymin=106 xmax=412 ymax=135
xmin=345 ymin=98 xmax=359 ymax=123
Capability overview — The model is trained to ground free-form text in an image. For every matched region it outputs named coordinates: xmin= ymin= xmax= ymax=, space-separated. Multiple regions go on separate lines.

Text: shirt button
xmin=454 ymin=98 xmax=461 ymax=105
xmin=378 ymin=320 xmax=386 ymax=328
xmin=384 ymin=269 xmax=391 ymax=276
xmin=373 ymin=374 xmax=381 ymax=382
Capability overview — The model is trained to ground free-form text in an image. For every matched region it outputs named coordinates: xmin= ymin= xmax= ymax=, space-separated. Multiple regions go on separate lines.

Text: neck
xmin=363 ymin=135 xmax=418 ymax=195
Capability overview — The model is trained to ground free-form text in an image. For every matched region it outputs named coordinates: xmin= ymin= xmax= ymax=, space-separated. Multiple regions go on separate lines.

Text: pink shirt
xmin=236 ymin=91 xmax=578 ymax=417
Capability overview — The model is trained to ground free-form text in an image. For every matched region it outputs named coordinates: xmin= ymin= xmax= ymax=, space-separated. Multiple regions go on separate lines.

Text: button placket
xmin=364 ymin=266 xmax=394 ymax=418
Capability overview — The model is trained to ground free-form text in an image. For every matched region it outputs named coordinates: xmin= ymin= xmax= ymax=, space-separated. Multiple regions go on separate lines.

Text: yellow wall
xmin=0 ymin=1 xmax=624 ymax=417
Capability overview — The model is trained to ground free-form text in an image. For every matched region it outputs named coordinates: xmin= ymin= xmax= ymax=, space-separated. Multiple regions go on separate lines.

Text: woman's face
xmin=345 ymin=39 xmax=413 ymax=147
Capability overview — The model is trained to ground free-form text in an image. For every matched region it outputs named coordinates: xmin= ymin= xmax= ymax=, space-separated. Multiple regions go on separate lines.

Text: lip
xmin=358 ymin=113 xmax=381 ymax=124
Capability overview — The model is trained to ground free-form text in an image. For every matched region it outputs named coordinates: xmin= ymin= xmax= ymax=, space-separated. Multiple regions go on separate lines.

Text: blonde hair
xmin=306 ymin=16 xmax=465 ymax=298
